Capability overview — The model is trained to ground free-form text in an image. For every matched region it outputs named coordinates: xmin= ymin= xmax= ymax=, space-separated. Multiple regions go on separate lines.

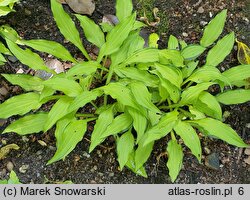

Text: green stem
xmin=159 ymin=103 xmax=181 ymax=110
xmin=100 ymin=55 xmax=108 ymax=77
xmin=178 ymin=108 xmax=195 ymax=119
xmin=167 ymin=98 xmax=172 ymax=111
xmin=170 ymin=131 xmax=176 ymax=141
xmin=76 ymin=113 xmax=96 ymax=118
xmin=90 ymin=101 xmax=98 ymax=110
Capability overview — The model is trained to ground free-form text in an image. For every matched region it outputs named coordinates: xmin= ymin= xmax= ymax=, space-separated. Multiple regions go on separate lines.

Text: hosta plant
xmin=0 ymin=0 xmax=249 ymax=182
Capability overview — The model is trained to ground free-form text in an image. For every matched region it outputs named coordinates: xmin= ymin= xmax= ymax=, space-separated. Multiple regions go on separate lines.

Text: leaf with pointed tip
xmin=0 ymin=93 xmax=42 ymax=118
xmin=168 ymin=35 xmax=179 ymax=50
xmin=0 ymin=41 xmax=11 ymax=55
xmin=174 ymin=120 xmax=201 ymax=161
xmin=127 ymin=107 xmax=147 ymax=144
xmin=194 ymin=91 xmax=222 ymax=120
xmin=89 ymin=106 xmax=114 ymax=152
xmin=21 ymin=39 xmax=76 ymax=63
xmin=48 ymin=119 xmax=87 ymax=164
xmin=135 ymin=141 xmax=154 ymax=171
xmin=66 ymin=61 xmax=100 ymax=77
xmin=6 ymin=39 xmax=53 ymax=73
xmin=206 ymin=32 xmax=235 ymax=67
xmin=143 ymin=110 xmax=179 ymax=146
xmin=200 ymin=10 xmax=227 ymax=47
xmin=68 ymin=89 xmax=102 ymax=112
xmin=43 ymin=77 xmax=82 ymax=97
xmin=166 ymin=139 xmax=183 ymax=182
xmin=117 ymin=130 xmax=134 ymax=170
xmin=2 ymin=74 xmax=44 ymax=92
xmin=3 ymin=113 xmax=47 ymax=135
xmin=50 ymin=0 xmax=90 ymax=60
xmin=181 ymin=45 xmax=206 ymax=60
xmin=159 ymin=49 xmax=184 ymax=67
xmin=216 ymin=89 xmax=250 ymax=105
xmin=76 ymin=15 xmax=105 ymax=48
xmin=222 ymin=65 xmax=250 ymax=87
xmin=182 ymin=61 xmax=199 ymax=79
xmin=101 ymin=113 xmax=133 ymax=138
xmin=180 ymin=82 xmax=215 ymax=105
xmin=190 ymin=118 xmax=249 ymax=147
xmin=44 ymin=97 xmax=73 ymax=132
xmin=130 ymin=82 xmax=160 ymax=113
xmin=115 ymin=0 xmax=133 ymax=22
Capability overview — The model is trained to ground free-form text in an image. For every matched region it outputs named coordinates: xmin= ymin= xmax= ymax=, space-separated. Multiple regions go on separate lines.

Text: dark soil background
xmin=0 ymin=0 xmax=250 ymax=184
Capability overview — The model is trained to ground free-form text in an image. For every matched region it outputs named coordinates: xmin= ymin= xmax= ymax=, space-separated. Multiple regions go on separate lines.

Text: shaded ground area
xmin=0 ymin=0 xmax=250 ymax=183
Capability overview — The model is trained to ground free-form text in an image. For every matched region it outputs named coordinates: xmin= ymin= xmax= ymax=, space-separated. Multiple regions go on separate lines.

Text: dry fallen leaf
xmin=0 ymin=144 xmax=20 ymax=160
xmin=236 ymin=40 xmax=250 ymax=64
xmin=244 ymin=156 xmax=250 ymax=165
xmin=65 ymin=0 xmax=95 ymax=15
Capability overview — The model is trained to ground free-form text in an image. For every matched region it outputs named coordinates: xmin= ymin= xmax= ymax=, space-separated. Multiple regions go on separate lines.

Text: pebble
xmin=0 ymin=87 xmax=8 ymax=96
xmin=7 ymin=56 xmax=18 ymax=63
xmin=244 ymin=157 xmax=250 ymax=165
xmin=244 ymin=148 xmax=250 ymax=156
xmin=83 ymin=151 xmax=90 ymax=158
xmin=204 ymin=147 xmax=211 ymax=155
xmin=246 ymin=123 xmax=250 ymax=129
xmin=205 ymin=153 xmax=220 ymax=170
xmin=182 ymin=32 xmax=188 ymax=37
xmin=6 ymin=161 xmax=14 ymax=172
xmin=19 ymin=165 xmax=29 ymax=173
xmin=197 ymin=7 xmax=204 ymax=14
xmin=209 ymin=12 xmax=213 ymax=18
xmin=24 ymin=8 xmax=32 ymax=16
xmin=200 ymin=21 xmax=208 ymax=26
xmin=109 ymin=172 xmax=114 ymax=177
xmin=22 ymin=136 xmax=29 ymax=143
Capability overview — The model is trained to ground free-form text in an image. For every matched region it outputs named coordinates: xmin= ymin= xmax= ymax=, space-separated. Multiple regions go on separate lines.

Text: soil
xmin=0 ymin=0 xmax=250 ymax=184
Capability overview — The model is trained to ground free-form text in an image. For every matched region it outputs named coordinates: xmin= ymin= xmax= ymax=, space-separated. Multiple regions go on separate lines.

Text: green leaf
xmin=2 ymin=74 xmax=44 ymax=92
xmin=116 ymin=0 xmax=133 ymax=22
xmin=0 ymin=41 xmax=12 ymax=55
xmin=43 ymin=77 xmax=82 ymax=97
xmin=154 ymin=63 xmax=183 ymax=88
xmin=103 ymin=83 xmax=144 ymax=114
xmin=68 ymin=89 xmax=102 ymax=112
xmin=115 ymin=67 xmax=158 ymax=87
xmin=174 ymin=121 xmax=201 ymax=161
xmin=159 ymin=49 xmax=184 ymax=67
xmin=195 ymin=91 xmax=222 ymax=120
xmin=182 ymin=61 xmax=199 ymax=79
xmin=0 ymin=92 xmax=42 ymax=118
xmin=222 ymin=65 xmax=250 ymax=87
xmin=76 ymin=15 xmax=105 ymax=48
xmin=143 ymin=110 xmax=179 ymax=146
xmin=98 ymin=13 xmax=136 ymax=60
xmin=0 ymin=0 xmax=19 ymax=7
xmin=135 ymin=141 xmax=154 ymax=171
xmin=50 ymin=0 xmax=90 ymax=60
xmin=101 ymin=113 xmax=133 ymax=138
xmin=0 ymin=25 xmax=20 ymax=42
xmin=200 ymin=10 xmax=227 ymax=47
xmin=125 ymin=151 xmax=148 ymax=178
xmin=66 ymin=61 xmax=100 ymax=77
xmin=21 ymin=39 xmax=76 ymax=63
xmin=184 ymin=65 xmax=229 ymax=85
xmin=117 ymin=130 xmax=134 ymax=170
xmin=0 ymin=6 xmax=12 ymax=17
xmin=166 ymin=139 xmax=183 ymax=182
xmin=148 ymin=33 xmax=159 ymax=48
xmin=181 ymin=45 xmax=206 ymax=60
xmin=127 ymin=107 xmax=147 ymax=144
xmin=124 ymin=48 xmax=159 ymax=65
xmin=89 ymin=106 xmax=114 ymax=152
xmin=190 ymin=118 xmax=249 ymax=147
xmin=8 ymin=171 xmax=21 ymax=184
xmin=0 ymin=180 xmax=8 ymax=184
xmin=168 ymin=35 xmax=179 ymax=50
xmin=206 ymin=32 xmax=235 ymax=67
xmin=216 ymin=89 xmax=250 ymax=105
xmin=44 ymin=97 xmax=73 ymax=132
xmin=3 ymin=113 xmax=47 ymax=135
xmin=48 ymin=119 xmax=87 ymax=164
xmin=130 ymin=82 xmax=160 ymax=113
xmin=6 ymin=39 xmax=53 ymax=73
xmin=180 ymin=82 xmax=214 ymax=105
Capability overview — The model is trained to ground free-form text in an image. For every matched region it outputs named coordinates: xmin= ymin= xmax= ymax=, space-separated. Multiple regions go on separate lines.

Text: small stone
xmin=6 ymin=161 xmax=14 ymax=172
xmin=19 ymin=165 xmax=29 ymax=173
xmin=8 ymin=56 xmax=18 ymax=63
xmin=22 ymin=136 xmax=29 ymax=143
xmin=65 ymin=0 xmax=95 ymax=15
xmin=83 ymin=151 xmax=90 ymax=158
xmin=182 ymin=32 xmax=188 ymax=37
xmin=209 ymin=12 xmax=213 ymax=18
xmin=16 ymin=68 xmax=24 ymax=74
xmin=0 ymin=87 xmax=8 ymax=96
xmin=244 ymin=156 xmax=250 ymax=165
xmin=24 ymin=8 xmax=32 ymax=16
xmin=246 ymin=123 xmax=250 ymax=129
xmin=200 ymin=21 xmax=208 ymax=26
xmin=38 ymin=140 xmax=47 ymax=147
xmin=244 ymin=148 xmax=250 ymax=156
xmin=204 ymin=147 xmax=211 ymax=155
xmin=109 ymin=172 xmax=114 ymax=177
xmin=197 ymin=7 xmax=204 ymax=14
xmin=205 ymin=153 xmax=220 ymax=170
